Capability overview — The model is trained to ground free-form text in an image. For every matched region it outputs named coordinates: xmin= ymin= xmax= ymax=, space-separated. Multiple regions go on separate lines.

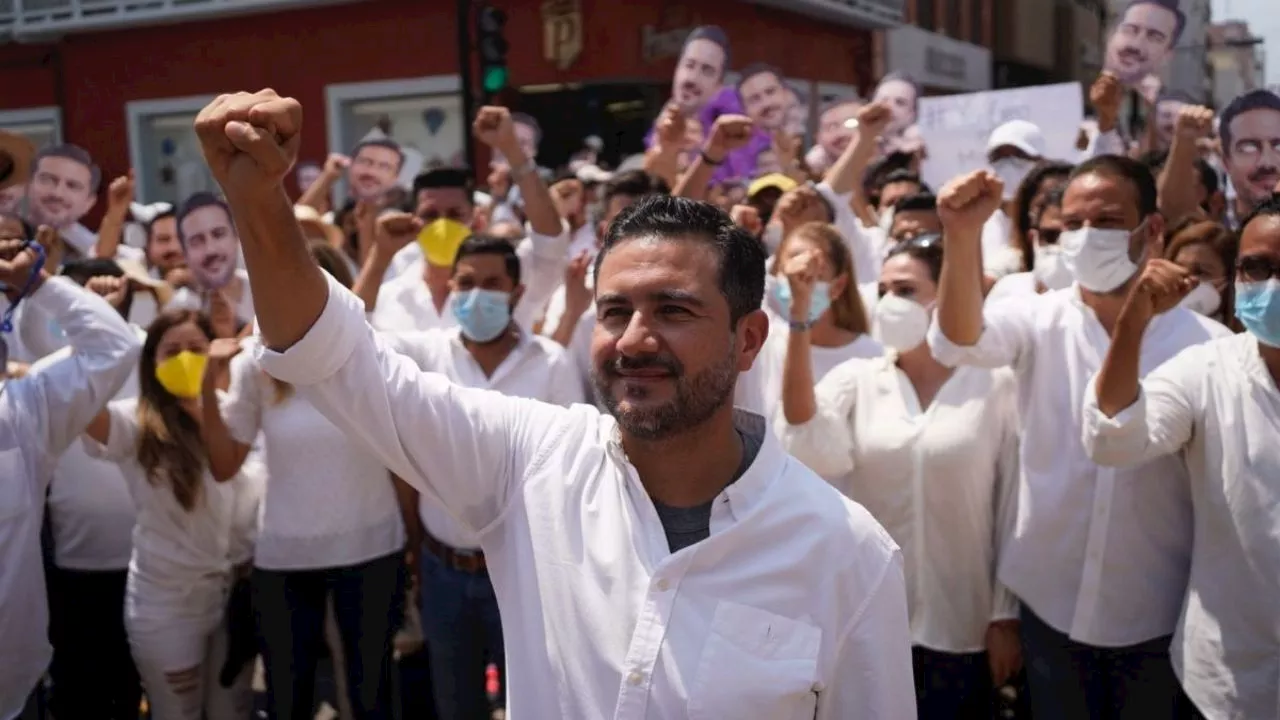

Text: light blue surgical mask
xmin=451 ymin=288 xmax=512 ymax=343
xmin=771 ymin=280 xmax=832 ymax=325
xmin=1235 ymin=279 xmax=1280 ymax=348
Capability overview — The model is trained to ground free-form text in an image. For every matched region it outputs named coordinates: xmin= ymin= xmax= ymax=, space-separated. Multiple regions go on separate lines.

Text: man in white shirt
xmin=0 ymin=233 xmax=142 ymax=720
xmin=1083 ymin=197 xmax=1280 ymax=719
xmin=358 ymin=108 xmax=569 ymax=334
xmin=982 ymin=120 xmax=1045 ymax=276
xmin=381 ymin=233 xmax=583 ymax=717
xmin=195 ymin=88 xmax=915 ymax=719
xmin=928 ymin=157 xmax=1230 ymax=719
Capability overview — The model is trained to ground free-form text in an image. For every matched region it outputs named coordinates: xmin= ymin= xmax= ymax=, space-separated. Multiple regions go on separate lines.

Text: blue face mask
xmin=1235 ymin=279 xmax=1280 ymax=348
xmin=771 ymin=280 xmax=832 ymax=325
xmin=451 ymin=288 xmax=512 ymax=343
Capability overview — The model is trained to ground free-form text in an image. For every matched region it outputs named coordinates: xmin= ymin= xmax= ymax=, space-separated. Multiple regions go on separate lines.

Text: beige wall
xmin=1002 ymin=0 xmax=1058 ymax=69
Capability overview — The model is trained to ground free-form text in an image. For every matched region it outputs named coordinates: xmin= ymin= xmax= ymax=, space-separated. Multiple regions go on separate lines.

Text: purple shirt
xmin=645 ymin=87 xmax=771 ymax=185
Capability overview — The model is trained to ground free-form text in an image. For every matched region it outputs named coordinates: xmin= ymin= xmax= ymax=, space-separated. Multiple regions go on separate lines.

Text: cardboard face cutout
xmin=817 ymin=100 xmax=864 ymax=162
xmin=1220 ymin=90 xmax=1280 ymax=212
xmin=347 ymin=140 xmax=404 ymax=201
xmin=295 ymin=161 xmax=322 ymax=195
xmin=25 ymin=145 xmax=98 ymax=232
xmin=1103 ymin=0 xmax=1183 ymax=92
xmin=1154 ymin=95 xmax=1188 ymax=150
xmin=872 ymin=74 xmax=923 ymax=157
xmin=672 ymin=28 xmax=729 ymax=117
xmin=738 ymin=68 xmax=796 ymax=134
xmin=179 ymin=197 xmax=240 ymax=291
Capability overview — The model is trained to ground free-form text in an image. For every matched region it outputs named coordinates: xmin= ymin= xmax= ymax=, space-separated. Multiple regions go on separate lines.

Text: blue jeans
xmin=419 ymin=548 xmax=504 ymax=720
xmin=1020 ymin=605 xmax=1194 ymax=720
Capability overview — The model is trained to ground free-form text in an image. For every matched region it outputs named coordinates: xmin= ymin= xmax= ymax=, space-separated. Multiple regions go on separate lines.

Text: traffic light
xmin=477 ymin=5 xmax=509 ymax=96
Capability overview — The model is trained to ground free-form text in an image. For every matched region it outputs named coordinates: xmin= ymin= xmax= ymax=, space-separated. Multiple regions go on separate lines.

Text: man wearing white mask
xmin=928 ymin=157 xmax=1231 ymax=719
xmin=982 ymin=120 xmax=1046 ymax=276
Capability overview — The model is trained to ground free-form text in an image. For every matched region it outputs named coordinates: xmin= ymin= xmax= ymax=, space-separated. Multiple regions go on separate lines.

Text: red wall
xmin=1 ymin=0 xmax=871 ymax=211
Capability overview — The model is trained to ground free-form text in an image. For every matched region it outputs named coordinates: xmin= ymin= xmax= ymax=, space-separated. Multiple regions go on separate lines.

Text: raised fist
xmin=0 ymin=238 xmax=44 ymax=293
xmin=1124 ymin=258 xmax=1196 ymax=322
xmin=656 ymin=103 xmax=687 ymax=149
xmin=107 ymin=171 xmax=135 ymax=211
xmin=705 ymin=115 xmax=754 ymax=160
xmin=1175 ymin=106 xmax=1215 ymax=142
xmin=1090 ymin=72 xmax=1123 ymax=131
xmin=84 ymin=275 xmax=129 ymax=308
xmin=473 ymin=107 xmax=519 ymax=157
xmin=563 ymin=251 xmax=594 ymax=316
xmin=323 ymin=153 xmax=351 ymax=176
xmin=855 ymin=102 xmax=893 ymax=138
xmin=938 ymin=170 xmax=1004 ymax=242
xmin=781 ymin=248 xmax=826 ymax=320
xmin=375 ymin=211 xmax=423 ymax=255
xmin=730 ymin=204 xmax=763 ymax=236
xmin=194 ymin=89 xmax=303 ymax=196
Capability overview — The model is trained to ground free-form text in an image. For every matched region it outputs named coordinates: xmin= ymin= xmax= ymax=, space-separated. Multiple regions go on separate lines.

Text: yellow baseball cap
xmin=747 ymin=173 xmax=798 ymax=198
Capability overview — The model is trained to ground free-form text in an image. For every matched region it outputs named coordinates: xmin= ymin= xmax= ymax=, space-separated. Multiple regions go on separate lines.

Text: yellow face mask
xmin=154 ymin=350 xmax=208 ymax=399
xmin=417 ymin=218 xmax=472 ymax=267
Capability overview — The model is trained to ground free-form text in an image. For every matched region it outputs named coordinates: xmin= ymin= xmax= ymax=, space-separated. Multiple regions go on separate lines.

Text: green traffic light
xmin=482 ymin=66 xmax=509 ymax=93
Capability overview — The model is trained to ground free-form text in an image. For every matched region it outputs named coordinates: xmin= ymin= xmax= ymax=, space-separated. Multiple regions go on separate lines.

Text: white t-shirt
xmin=221 ymin=345 xmax=406 ymax=570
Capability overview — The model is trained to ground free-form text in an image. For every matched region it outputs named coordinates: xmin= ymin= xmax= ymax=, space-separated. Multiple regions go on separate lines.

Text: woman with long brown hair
xmin=737 ymin=221 xmax=883 ymax=422
xmin=83 ymin=308 xmax=257 ymax=720
xmin=1164 ymin=218 xmax=1241 ymax=331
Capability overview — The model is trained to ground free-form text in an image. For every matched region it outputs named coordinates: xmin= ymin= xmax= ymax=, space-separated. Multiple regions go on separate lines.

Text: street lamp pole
xmin=457 ymin=0 xmax=477 ymax=174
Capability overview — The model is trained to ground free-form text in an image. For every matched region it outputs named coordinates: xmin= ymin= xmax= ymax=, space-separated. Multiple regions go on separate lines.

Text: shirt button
xmin=628 ymin=671 xmax=644 ymax=686
xmin=656 ymin=579 xmax=670 ymax=592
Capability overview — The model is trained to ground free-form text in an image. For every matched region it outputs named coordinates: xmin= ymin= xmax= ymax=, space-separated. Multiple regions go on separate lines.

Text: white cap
xmin=575 ymin=164 xmax=614 ymax=184
xmin=986 ymin=120 xmax=1046 ymax=159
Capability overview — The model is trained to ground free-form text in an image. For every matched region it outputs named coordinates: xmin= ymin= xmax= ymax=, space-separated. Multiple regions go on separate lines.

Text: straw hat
xmin=0 ymin=130 xmax=35 ymax=192
xmin=294 ymin=204 xmax=345 ymax=248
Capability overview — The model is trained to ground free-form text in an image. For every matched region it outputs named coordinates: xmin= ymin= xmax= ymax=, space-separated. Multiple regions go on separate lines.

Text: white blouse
xmin=778 ymin=355 xmax=1021 ymax=652
xmin=735 ymin=331 xmax=884 ymax=429
xmin=221 ymin=344 xmax=406 ymax=571
xmin=1082 ymin=333 xmax=1280 ymax=719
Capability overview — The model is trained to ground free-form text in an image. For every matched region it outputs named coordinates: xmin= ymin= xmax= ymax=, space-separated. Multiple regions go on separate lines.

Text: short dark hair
xmin=1014 ymin=161 xmax=1073 ymax=267
xmin=882 ymin=170 xmax=923 ymax=188
xmin=1124 ymin=0 xmax=1187 ymax=47
xmin=1239 ymin=193 xmax=1280 ymax=235
xmin=1219 ymin=89 xmax=1280 ymax=156
xmin=413 ymin=167 xmax=474 ymax=201
xmin=594 ymin=195 xmax=765 ymax=326
xmin=1068 ymin=155 xmax=1159 ymax=218
xmin=452 ymin=234 xmax=521 ymax=285
xmin=32 ymin=143 xmax=101 ymax=193
xmin=894 ymin=192 xmax=937 ymax=214
xmin=145 ymin=207 xmax=177 ymax=244
xmin=681 ymin=26 xmax=731 ymax=77
xmin=511 ymin=112 xmax=543 ymax=145
xmin=351 ymin=137 xmax=405 ymax=171
xmin=737 ymin=63 xmax=784 ymax=93
xmin=602 ymin=170 xmax=669 ymax=208
xmin=0 ymin=211 xmax=36 ymax=242
xmin=1138 ymin=149 xmax=1169 ymax=172
xmin=175 ymin=192 xmax=233 ymax=244
xmin=885 ymin=234 xmax=943 ymax=284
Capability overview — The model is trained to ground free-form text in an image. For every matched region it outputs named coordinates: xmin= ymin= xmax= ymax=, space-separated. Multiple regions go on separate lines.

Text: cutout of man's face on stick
xmin=177 ymin=191 xmax=240 ymax=291
xmin=1220 ymin=89 xmax=1280 ymax=212
xmin=1103 ymin=0 xmax=1185 ymax=91
xmin=347 ymin=139 xmax=404 ymax=201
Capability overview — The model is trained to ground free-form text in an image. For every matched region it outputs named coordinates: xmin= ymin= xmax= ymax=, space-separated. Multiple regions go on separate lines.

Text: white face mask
xmin=1179 ymin=280 xmax=1222 ymax=317
xmin=1032 ymin=244 xmax=1074 ymax=291
xmin=991 ymin=158 xmax=1035 ymax=201
xmin=1060 ymin=222 xmax=1146 ymax=294
xmin=874 ymin=293 xmax=932 ymax=352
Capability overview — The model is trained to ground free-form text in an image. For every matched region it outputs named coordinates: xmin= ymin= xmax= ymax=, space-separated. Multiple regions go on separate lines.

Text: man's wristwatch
xmin=789 ymin=319 xmax=816 ymax=332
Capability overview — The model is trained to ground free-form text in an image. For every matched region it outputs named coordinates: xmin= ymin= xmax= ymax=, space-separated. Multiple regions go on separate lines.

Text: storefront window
xmin=0 ymin=107 xmax=63 ymax=150
xmin=126 ymin=96 xmax=219 ymax=208
xmin=325 ymin=76 xmax=463 ymax=202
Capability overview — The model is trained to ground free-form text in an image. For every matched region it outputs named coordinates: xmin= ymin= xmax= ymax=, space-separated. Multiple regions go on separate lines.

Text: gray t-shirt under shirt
xmin=652 ymin=425 xmax=764 ymax=553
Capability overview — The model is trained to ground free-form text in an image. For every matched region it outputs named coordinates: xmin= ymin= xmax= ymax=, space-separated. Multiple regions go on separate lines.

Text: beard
xmin=591 ymin=341 xmax=738 ymax=442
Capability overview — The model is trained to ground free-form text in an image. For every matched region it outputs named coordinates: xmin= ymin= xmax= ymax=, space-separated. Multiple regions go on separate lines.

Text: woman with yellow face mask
xmin=82 ymin=309 xmax=259 ymax=720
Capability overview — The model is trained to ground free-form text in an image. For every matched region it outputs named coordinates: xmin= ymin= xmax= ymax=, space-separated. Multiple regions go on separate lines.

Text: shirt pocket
xmin=0 ymin=447 xmax=32 ymax=521
xmin=688 ymin=601 xmax=822 ymax=720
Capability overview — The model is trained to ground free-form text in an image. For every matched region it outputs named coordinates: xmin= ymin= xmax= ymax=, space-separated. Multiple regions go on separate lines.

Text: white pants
xmin=126 ymin=573 xmax=252 ymax=720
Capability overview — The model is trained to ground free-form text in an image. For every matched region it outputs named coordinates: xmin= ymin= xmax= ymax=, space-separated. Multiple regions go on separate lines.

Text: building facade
xmin=1210 ymin=21 xmax=1267 ymax=110
xmin=0 ymin=0 xmax=898 ymax=207
xmin=875 ymin=0 xmax=995 ymax=94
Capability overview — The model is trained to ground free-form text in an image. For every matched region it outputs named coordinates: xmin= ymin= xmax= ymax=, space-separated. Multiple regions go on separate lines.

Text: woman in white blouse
xmin=738 ymin=221 xmax=883 ymax=420
xmin=776 ymin=234 xmax=1022 ymax=717
xmin=83 ymin=309 xmax=258 ymax=720
xmin=201 ymin=243 xmax=407 ymax=720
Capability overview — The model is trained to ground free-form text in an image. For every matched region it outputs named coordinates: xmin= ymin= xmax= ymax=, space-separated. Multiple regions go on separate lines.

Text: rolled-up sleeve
xmin=815 ymin=182 xmax=883 ymax=286
xmin=775 ymin=360 xmax=863 ymax=480
xmin=255 ymin=272 xmax=573 ymax=534
xmin=28 ymin=278 xmax=142 ymax=459
xmin=1081 ymin=349 xmax=1198 ymax=469
xmin=927 ymin=298 xmax=1035 ymax=370
xmin=1084 ymin=130 xmax=1126 ymax=160
xmin=514 ymin=224 xmax=572 ymax=330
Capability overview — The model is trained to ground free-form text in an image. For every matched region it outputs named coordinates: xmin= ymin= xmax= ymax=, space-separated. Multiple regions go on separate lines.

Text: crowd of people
xmin=1 ymin=23 xmax=1279 ymax=720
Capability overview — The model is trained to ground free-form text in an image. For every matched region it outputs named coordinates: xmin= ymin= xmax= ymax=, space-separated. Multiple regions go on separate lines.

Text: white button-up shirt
xmin=372 ymin=226 xmax=571 ymax=333
xmin=257 ymin=274 xmax=916 ymax=719
xmin=927 ymin=286 xmax=1232 ymax=647
xmin=0 ymin=278 xmax=141 ymax=720
xmin=778 ymin=355 xmax=1021 ymax=653
xmin=1082 ymin=333 xmax=1280 ymax=719
xmin=382 ymin=327 xmax=584 ymax=550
